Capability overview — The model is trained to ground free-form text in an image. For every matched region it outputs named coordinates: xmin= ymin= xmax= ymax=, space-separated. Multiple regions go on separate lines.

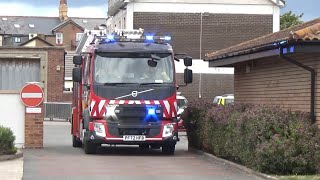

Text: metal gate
xmin=44 ymin=102 xmax=72 ymax=121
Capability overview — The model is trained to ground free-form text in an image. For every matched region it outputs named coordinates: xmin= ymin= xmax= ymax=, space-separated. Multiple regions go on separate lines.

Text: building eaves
xmin=204 ymin=18 xmax=320 ymax=63
xmin=52 ymin=19 xmax=84 ymax=32
xmin=19 ymin=36 xmax=54 ymax=47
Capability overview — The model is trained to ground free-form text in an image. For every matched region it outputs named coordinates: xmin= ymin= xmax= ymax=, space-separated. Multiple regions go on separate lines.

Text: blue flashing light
xmin=148 ymin=108 xmax=156 ymax=115
xmin=164 ymin=36 xmax=171 ymax=41
xmin=146 ymin=35 xmax=154 ymax=41
xmin=107 ymin=35 xmax=115 ymax=41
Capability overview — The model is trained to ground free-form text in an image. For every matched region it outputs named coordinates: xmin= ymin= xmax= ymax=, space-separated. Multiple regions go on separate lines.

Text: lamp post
xmin=199 ymin=12 xmax=209 ymax=99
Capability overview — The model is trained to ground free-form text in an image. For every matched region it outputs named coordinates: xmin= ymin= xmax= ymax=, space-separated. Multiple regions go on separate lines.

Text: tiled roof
xmin=0 ymin=16 xmax=106 ymax=35
xmin=0 ymin=16 xmax=60 ymax=35
xmin=205 ymin=18 xmax=320 ymax=61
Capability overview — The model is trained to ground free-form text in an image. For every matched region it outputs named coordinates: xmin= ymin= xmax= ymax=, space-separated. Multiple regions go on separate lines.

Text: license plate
xmin=123 ymin=135 xmax=146 ymax=141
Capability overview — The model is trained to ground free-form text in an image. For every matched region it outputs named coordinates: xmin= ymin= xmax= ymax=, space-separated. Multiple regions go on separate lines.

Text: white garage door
xmin=0 ymin=58 xmax=40 ymax=148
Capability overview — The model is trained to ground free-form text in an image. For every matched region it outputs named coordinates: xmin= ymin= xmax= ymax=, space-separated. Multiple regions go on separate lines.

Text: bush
xmin=184 ymin=101 xmax=320 ymax=175
xmin=0 ymin=126 xmax=17 ymax=155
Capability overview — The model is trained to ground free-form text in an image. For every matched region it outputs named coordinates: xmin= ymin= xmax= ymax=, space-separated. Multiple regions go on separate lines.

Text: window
xmin=14 ymin=37 xmax=21 ymax=43
xmin=0 ymin=59 xmax=40 ymax=90
xmin=56 ymin=32 xmax=63 ymax=44
xmin=76 ymin=33 xmax=83 ymax=43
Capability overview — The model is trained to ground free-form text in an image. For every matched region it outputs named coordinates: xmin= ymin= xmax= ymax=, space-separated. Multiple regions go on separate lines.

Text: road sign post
xmin=20 ymin=83 xmax=44 ymax=113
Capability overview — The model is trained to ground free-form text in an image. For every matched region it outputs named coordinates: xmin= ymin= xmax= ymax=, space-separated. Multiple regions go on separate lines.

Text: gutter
xmin=279 ymin=46 xmax=316 ymax=124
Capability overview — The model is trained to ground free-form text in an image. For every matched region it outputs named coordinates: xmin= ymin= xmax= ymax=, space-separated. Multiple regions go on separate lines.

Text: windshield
xmin=94 ymin=53 xmax=174 ymax=84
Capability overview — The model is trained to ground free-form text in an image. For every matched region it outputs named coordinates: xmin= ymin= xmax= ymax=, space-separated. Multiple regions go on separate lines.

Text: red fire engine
xmin=71 ymin=28 xmax=193 ymax=154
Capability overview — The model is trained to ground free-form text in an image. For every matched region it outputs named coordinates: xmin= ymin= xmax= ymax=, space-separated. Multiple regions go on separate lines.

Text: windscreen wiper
xmin=139 ymin=82 xmax=165 ymax=85
xmin=103 ymin=83 xmax=139 ymax=86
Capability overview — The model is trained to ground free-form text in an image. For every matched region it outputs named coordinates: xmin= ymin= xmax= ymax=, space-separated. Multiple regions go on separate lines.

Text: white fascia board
xmin=175 ymin=60 xmax=234 ymax=74
xmin=133 ymin=3 xmax=275 ymax=15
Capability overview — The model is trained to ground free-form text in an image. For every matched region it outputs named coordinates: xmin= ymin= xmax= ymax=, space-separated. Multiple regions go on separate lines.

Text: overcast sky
xmin=0 ymin=0 xmax=107 ymax=18
xmin=0 ymin=0 xmax=318 ymax=21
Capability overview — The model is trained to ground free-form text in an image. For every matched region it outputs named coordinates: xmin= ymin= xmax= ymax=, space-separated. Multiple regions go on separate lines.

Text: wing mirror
xmin=183 ymin=56 xmax=192 ymax=67
xmin=73 ymin=55 xmax=82 ymax=65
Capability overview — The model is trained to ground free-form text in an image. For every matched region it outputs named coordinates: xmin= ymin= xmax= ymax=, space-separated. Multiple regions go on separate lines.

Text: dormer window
xmin=56 ymin=32 xmax=63 ymax=44
xmin=14 ymin=37 xmax=21 ymax=43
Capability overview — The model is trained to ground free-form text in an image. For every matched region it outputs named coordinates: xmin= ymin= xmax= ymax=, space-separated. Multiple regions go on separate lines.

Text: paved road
xmin=23 ymin=121 xmax=262 ymax=180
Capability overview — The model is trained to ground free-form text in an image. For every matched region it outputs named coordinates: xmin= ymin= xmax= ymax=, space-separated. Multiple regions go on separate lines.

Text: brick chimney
xmin=59 ymin=0 xmax=68 ymax=21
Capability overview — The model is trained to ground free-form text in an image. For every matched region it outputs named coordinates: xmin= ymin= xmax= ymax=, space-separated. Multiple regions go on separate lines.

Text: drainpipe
xmin=279 ymin=47 xmax=316 ymax=124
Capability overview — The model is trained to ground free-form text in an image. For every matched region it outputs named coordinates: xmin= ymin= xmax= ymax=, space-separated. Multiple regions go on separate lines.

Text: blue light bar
xmin=148 ymin=108 xmax=156 ymax=115
xmin=164 ymin=36 xmax=171 ymax=41
xmin=146 ymin=35 xmax=154 ymax=41
xmin=107 ymin=35 xmax=115 ymax=41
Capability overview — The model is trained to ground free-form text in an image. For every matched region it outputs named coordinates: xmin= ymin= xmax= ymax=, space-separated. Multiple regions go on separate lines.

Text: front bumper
xmin=85 ymin=131 xmax=179 ymax=145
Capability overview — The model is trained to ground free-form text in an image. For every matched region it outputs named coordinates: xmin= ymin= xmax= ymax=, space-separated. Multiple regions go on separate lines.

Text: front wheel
xmin=83 ymin=133 xmax=98 ymax=154
xmin=162 ymin=143 xmax=175 ymax=155
xmin=72 ymin=135 xmax=82 ymax=147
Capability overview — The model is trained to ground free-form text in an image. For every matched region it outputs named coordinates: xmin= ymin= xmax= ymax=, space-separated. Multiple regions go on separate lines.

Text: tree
xmin=280 ymin=11 xmax=304 ymax=30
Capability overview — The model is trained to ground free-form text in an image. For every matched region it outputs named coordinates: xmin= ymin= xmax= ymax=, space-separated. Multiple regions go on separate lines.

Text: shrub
xmin=0 ymin=126 xmax=17 ymax=155
xmin=185 ymin=101 xmax=320 ymax=175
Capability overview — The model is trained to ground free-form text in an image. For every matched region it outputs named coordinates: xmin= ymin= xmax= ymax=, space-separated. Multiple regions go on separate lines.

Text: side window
xmin=83 ymin=55 xmax=91 ymax=84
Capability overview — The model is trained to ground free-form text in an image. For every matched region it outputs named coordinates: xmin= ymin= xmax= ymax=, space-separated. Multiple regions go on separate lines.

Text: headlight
xmin=162 ymin=123 xmax=174 ymax=138
xmin=94 ymin=123 xmax=106 ymax=137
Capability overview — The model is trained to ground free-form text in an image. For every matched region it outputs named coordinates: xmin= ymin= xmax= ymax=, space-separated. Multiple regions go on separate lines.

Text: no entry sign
xmin=20 ymin=83 xmax=44 ymax=107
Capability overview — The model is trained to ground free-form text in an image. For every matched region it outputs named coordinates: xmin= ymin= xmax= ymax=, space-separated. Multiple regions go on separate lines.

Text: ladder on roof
xmin=75 ymin=28 xmax=145 ymax=54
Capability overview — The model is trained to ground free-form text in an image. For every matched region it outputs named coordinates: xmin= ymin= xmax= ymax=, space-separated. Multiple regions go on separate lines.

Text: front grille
xmin=113 ymin=104 xmax=163 ymax=123
xmin=108 ymin=124 xmax=161 ymax=137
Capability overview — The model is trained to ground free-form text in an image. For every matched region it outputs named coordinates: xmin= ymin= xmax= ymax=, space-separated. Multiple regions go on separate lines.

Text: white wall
xmin=0 ymin=94 xmax=25 ymax=148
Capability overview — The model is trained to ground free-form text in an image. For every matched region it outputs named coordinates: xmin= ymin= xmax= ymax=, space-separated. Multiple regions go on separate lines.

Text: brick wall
xmin=176 ymin=73 xmax=234 ymax=102
xmin=134 ymin=12 xmax=273 ymax=59
xmin=54 ymin=23 xmax=84 ymax=51
xmin=47 ymin=48 xmax=67 ymax=102
xmin=24 ymin=104 xmax=44 ymax=148
xmin=233 ymin=53 xmax=320 ymax=126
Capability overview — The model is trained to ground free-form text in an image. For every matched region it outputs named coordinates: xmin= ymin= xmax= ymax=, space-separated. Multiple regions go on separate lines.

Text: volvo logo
xmin=131 ymin=91 xmax=138 ymax=97
xmin=115 ymin=89 xmax=155 ymax=99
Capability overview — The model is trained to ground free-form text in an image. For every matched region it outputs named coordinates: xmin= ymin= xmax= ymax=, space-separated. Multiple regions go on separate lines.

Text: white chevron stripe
xmin=129 ymin=100 xmax=134 ymax=104
xmin=145 ymin=100 xmax=150 ymax=104
xmin=164 ymin=100 xmax=170 ymax=114
xmin=109 ymin=100 xmax=115 ymax=104
xmin=154 ymin=101 xmax=160 ymax=105
xmin=99 ymin=100 xmax=106 ymax=112
xmin=135 ymin=100 xmax=141 ymax=104
xmin=174 ymin=101 xmax=178 ymax=112
xmin=93 ymin=112 xmax=97 ymax=116
xmin=119 ymin=100 xmax=125 ymax=104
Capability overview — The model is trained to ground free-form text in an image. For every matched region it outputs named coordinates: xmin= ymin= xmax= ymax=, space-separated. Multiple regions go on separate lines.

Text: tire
xmin=84 ymin=139 xmax=98 ymax=154
xmin=72 ymin=135 xmax=82 ymax=147
xmin=83 ymin=133 xmax=98 ymax=154
xmin=162 ymin=143 xmax=175 ymax=155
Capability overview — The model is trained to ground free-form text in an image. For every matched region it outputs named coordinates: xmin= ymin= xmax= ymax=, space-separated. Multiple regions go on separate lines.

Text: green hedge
xmin=183 ymin=101 xmax=320 ymax=175
xmin=0 ymin=126 xmax=17 ymax=155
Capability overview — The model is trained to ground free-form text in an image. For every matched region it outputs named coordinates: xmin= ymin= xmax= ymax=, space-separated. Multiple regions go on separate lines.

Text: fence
xmin=44 ymin=102 xmax=72 ymax=122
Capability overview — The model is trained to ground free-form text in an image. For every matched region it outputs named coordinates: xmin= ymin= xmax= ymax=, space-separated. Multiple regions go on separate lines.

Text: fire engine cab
xmin=71 ymin=28 xmax=193 ymax=155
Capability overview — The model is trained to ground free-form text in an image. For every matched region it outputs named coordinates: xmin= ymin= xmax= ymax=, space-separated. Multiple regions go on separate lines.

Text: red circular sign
xmin=20 ymin=83 xmax=44 ymax=107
